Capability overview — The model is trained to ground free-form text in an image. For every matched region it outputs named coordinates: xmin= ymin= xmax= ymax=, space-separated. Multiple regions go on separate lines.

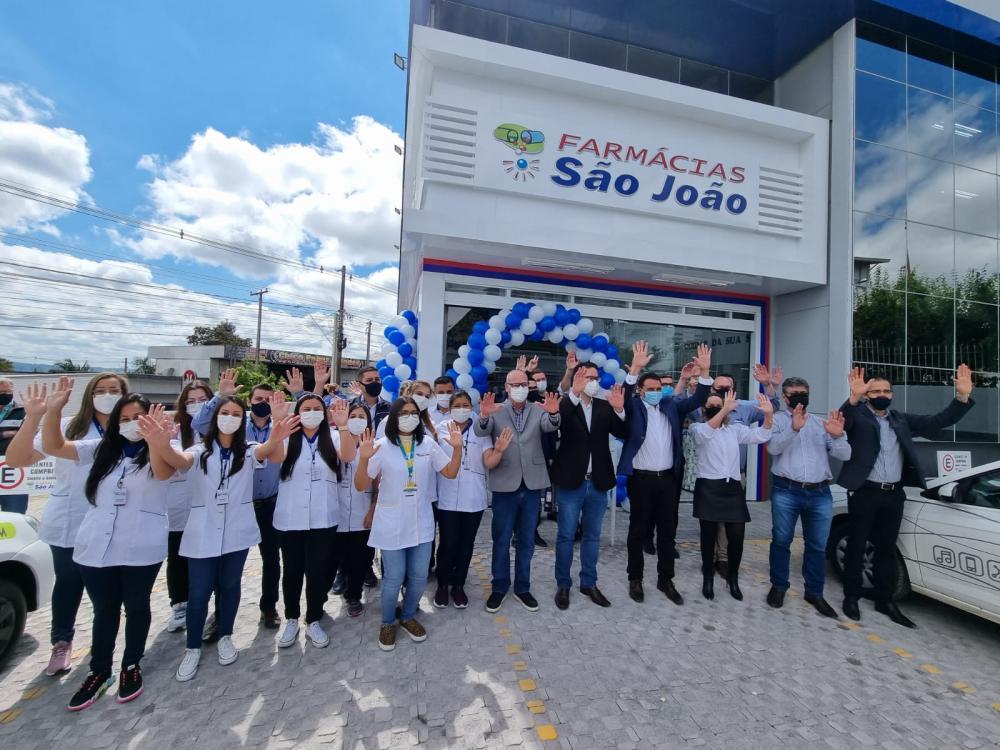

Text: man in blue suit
xmin=620 ymin=341 xmax=714 ymax=604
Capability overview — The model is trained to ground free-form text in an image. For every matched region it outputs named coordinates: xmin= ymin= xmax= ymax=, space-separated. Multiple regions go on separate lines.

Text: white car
xmin=0 ymin=511 xmax=55 ymax=667
xmin=827 ymin=462 xmax=1000 ymax=624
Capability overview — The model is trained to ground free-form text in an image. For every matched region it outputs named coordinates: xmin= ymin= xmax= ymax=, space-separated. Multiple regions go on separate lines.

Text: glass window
xmin=907 ymin=153 xmax=954 ymax=229
xmin=907 ymin=38 xmax=953 ymax=98
xmin=907 ymin=87 xmax=954 ymax=160
xmin=625 ymin=45 xmax=678 ymax=83
xmin=907 ymin=222 xmax=955 ymax=296
xmin=904 ymin=293 xmax=955 ymax=433
xmin=955 ymin=232 xmax=999 ymax=303
xmin=954 ymin=54 xmax=996 ymax=111
xmin=956 ymin=466 xmax=1000 ymax=505
xmin=854 ymin=140 xmax=907 ymax=217
xmin=853 ymin=286 xmax=905 ymax=386
xmin=679 ymin=59 xmax=728 ymax=95
xmin=953 ymin=103 xmax=997 ymax=172
xmin=435 ymin=0 xmax=507 ymax=44
xmin=954 ymin=167 xmax=998 ymax=238
xmin=854 ymin=212 xmax=908 ymax=288
xmin=730 ymin=72 xmax=773 ymax=104
xmin=569 ymin=31 xmax=626 ymax=70
xmin=856 ymin=72 xmax=906 ymax=147
xmin=508 ymin=17 xmax=569 ymax=57
xmin=856 ymin=22 xmax=906 ymax=82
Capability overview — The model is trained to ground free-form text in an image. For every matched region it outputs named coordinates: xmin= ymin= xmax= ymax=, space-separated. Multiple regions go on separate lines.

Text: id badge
xmin=311 ymin=463 xmax=322 ymax=482
xmin=112 ymin=484 xmax=127 ymax=506
xmin=403 ymin=486 xmax=417 ymax=498
xmin=215 ymin=488 xmax=230 ymax=505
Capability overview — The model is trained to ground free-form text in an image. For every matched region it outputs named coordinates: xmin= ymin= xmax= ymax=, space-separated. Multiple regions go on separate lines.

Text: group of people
xmin=0 ymin=340 xmax=975 ymax=712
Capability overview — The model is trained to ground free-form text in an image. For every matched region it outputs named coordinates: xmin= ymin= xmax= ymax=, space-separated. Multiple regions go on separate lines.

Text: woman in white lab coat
xmin=355 ymin=397 xmax=462 ymax=652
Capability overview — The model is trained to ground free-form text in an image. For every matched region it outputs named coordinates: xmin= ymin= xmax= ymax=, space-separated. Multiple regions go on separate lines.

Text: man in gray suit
xmin=476 ymin=369 xmax=562 ymax=612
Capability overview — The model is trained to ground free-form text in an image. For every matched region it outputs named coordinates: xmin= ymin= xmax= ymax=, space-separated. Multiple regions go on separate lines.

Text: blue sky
xmin=0 ymin=1 xmax=409 ymax=366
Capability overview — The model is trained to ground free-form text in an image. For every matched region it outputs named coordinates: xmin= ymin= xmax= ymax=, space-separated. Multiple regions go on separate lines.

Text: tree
xmin=50 ymin=358 xmax=91 ymax=373
xmin=187 ymin=320 xmax=251 ymax=347
xmin=216 ymin=360 xmax=282 ymax=397
xmin=0 ymin=357 xmax=13 ymax=372
xmin=130 ymin=356 xmax=157 ymax=374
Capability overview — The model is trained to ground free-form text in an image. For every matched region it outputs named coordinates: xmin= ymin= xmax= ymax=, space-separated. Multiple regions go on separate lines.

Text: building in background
xmin=399 ymin=0 xmax=1000 ymax=497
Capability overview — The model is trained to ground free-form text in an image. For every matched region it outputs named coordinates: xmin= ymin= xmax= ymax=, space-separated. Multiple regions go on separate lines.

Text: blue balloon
xmin=576 ymin=333 xmax=592 ymax=350
xmin=568 ymin=308 xmax=582 ymax=324
xmin=500 ymin=330 xmax=512 ymax=345
xmin=397 ymin=342 xmax=413 ymax=358
xmin=505 ymin=313 xmax=522 ymax=330
xmin=383 ymin=325 xmax=398 ymax=339
xmin=599 ymin=372 xmax=615 ymax=389
xmin=529 ymin=328 xmax=545 ymax=341
xmin=467 ymin=348 xmax=485 ymax=366
xmin=375 ymin=359 xmax=387 ymax=371
xmin=513 ymin=302 xmax=530 ymax=316
xmin=554 ymin=309 xmax=570 ymax=326
xmin=383 ymin=375 xmax=400 ymax=393
xmin=378 ymin=366 xmax=393 ymax=380
xmin=539 ymin=316 xmax=556 ymax=332
xmin=403 ymin=356 xmax=417 ymax=371
xmin=606 ymin=345 xmax=619 ymax=361
xmin=401 ymin=310 xmax=417 ymax=325
xmin=445 ymin=369 xmax=459 ymax=383
xmin=471 ymin=365 xmax=488 ymax=383
xmin=592 ymin=336 xmax=608 ymax=354
xmin=388 ymin=330 xmax=406 ymax=347
xmin=473 ymin=321 xmax=489 ymax=334
xmin=468 ymin=333 xmax=487 ymax=350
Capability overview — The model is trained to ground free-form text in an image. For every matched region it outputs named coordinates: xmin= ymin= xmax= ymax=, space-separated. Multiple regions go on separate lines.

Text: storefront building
xmin=399 ymin=0 xmax=1000 ymax=496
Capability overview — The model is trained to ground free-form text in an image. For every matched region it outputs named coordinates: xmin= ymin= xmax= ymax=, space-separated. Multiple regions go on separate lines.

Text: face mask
xmin=363 ymin=381 xmax=382 ymax=398
xmin=661 ymin=385 xmax=674 ymax=398
xmin=868 ymin=395 xmax=892 ymax=411
xmin=397 ymin=414 xmax=421 ymax=433
xmin=185 ymin=401 xmax=205 ymax=417
xmin=412 ymin=394 xmax=430 ymax=412
xmin=451 ymin=407 xmax=472 ymax=423
xmin=217 ymin=414 xmax=243 ymax=435
xmin=509 ymin=386 xmax=529 ymax=403
xmin=642 ymin=391 xmax=663 ymax=406
xmin=703 ymin=406 xmax=722 ymax=420
xmin=584 ymin=380 xmax=601 ymax=398
xmin=0 ymin=393 xmax=12 ymax=406
xmin=786 ymin=393 xmax=809 ymax=410
xmin=534 ymin=380 xmax=547 ymax=392
xmin=251 ymin=401 xmax=271 ymax=418
xmin=93 ymin=393 xmax=121 ymax=415
xmin=712 ymin=386 xmax=731 ymax=397
xmin=435 ymin=394 xmax=452 ymax=410
xmin=119 ymin=420 xmax=143 ymax=442
xmin=347 ymin=417 xmax=368 ymax=435
xmin=299 ymin=410 xmax=325 ymax=429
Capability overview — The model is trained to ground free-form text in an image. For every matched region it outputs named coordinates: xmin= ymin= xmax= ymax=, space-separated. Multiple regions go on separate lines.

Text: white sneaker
xmin=217 ymin=635 xmax=238 ymax=666
xmin=277 ymin=619 xmax=299 ymax=648
xmin=166 ymin=603 xmax=187 ymax=633
xmin=305 ymin=621 xmax=330 ymax=649
xmin=175 ymin=648 xmax=201 ymax=682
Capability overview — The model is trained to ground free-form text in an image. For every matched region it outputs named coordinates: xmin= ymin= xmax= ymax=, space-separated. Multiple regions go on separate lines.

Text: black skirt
xmin=693 ymin=478 xmax=750 ymax=523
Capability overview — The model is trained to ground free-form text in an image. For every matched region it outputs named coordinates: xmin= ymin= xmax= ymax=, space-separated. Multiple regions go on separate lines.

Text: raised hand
xmin=446 ymin=421 xmax=463 ymax=449
xmin=848 ymin=367 xmax=868 ymax=402
xmin=541 ymin=391 xmax=561 ymax=414
xmin=516 ymin=355 xmax=527 ymax=371
xmin=824 ymin=410 xmax=845 ymax=438
xmin=479 ymin=391 xmax=500 ymax=418
xmin=328 ymin=398 xmax=349 ymax=428
xmin=679 ymin=362 xmax=700 ymax=380
xmin=268 ymin=391 xmax=290 ymax=420
xmin=755 ymin=391 xmax=774 ymax=415
xmin=358 ymin=428 xmax=380 ymax=459
xmin=271 ymin=414 xmax=301 ymax=442
xmin=46 ymin=376 xmax=73 ymax=413
xmin=630 ymin=340 xmax=652 ymax=374
xmin=955 ymin=363 xmax=973 ymax=399
xmin=753 ymin=364 xmax=770 ymax=385
xmin=571 ymin=367 xmax=589 ymax=396
xmin=770 ymin=366 xmax=784 ymax=388
xmin=348 ymin=381 xmax=364 ymax=398
xmin=494 ymin=426 xmax=514 ymax=452
xmin=606 ymin=384 xmax=625 ymax=411
xmin=313 ymin=359 xmax=330 ymax=388
xmin=137 ymin=412 xmax=171 ymax=448
xmin=692 ymin=343 xmax=712 ymax=373
xmin=564 ymin=351 xmax=578 ymax=372
xmin=284 ymin=367 xmax=304 ymax=394
xmin=791 ymin=403 xmax=808 ymax=432
xmin=19 ymin=382 xmax=50 ymax=418
xmin=218 ymin=368 xmax=238 ymax=397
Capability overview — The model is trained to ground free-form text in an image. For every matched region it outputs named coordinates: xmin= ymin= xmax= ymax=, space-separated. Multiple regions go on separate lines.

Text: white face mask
xmin=535 ymin=379 xmax=547 ymax=392
xmin=185 ymin=401 xmax=206 ymax=417
xmin=347 ymin=417 xmax=368 ymax=435
xmin=299 ymin=410 xmax=325 ymax=429
xmin=509 ymin=386 xmax=529 ymax=403
xmin=584 ymin=380 xmax=601 ymax=398
xmin=435 ymin=394 xmax=452 ymax=410
xmin=397 ymin=414 xmax=421 ymax=433
xmin=451 ymin=407 xmax=472 ymax=423
xmin=216 ymin=414 xmax=243 ymax=435
xmin=93 ymin=393 xmax=121 ymax=415
xmin=412 ymin=394 xmax=430 ymax=412
xmin=119 ymin=420 xmax=143 ymax=442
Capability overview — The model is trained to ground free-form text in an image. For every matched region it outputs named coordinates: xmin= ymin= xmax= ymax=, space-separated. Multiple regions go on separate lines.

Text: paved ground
xmin=2 ymin=501 xmax=1000 ymax=749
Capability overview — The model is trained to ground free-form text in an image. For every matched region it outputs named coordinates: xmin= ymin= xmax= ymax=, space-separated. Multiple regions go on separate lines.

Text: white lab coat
xmin=272 ymin=435 xmax=340 ymax=531
xmin=436 ymin=420 xmax=491 ymax=513
xmin=34 ymin=418 xmax=100 ymax=548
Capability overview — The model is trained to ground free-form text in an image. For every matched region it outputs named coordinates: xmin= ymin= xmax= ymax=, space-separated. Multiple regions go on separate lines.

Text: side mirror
xmin=937 ymin=481 xmax=959 ymax=501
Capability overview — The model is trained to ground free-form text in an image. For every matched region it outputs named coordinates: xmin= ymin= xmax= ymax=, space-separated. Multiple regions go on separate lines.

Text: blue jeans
xmin=769 ymin=484 xmax=833 ymax=598
xmin=186 ymin=549 xmax=249 ymax=649
xmin=49 ymin=545 xmax=85 ymax=644
xmin=381 ymin=542 xmax=432 ymax=625
xmin=555 ymin=480 xmax=608 ymax=589
xmin=490 ymin=485 xmax=541 ymax=595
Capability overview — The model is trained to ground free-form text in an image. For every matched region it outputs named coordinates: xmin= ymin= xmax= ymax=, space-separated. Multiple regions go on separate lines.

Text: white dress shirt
xmin=690 ymin=422 xmax=772 ymax=481
xmin=273 ymin=435 xmax=340 ymax=531
xmin=633 ymin=401 xmax=674 ymax=471
xmin=34 ymin=417 xmax=101 ymax=548
xmin=436 ymin=420 xmax=491 ymax=513
xmin=566 ymin=392 xmax=625 ymax=472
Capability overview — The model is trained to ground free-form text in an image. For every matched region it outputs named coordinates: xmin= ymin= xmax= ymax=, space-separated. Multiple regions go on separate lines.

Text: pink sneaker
xmin=46 ymin=641 xmax=73 ymax=676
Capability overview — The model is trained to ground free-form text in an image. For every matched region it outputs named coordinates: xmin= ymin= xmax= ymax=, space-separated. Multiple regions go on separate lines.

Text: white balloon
xmin=454 ymin=358 xmax=472 ymax=374
xmin=541 ymin=301 xmax=557 ymax=317
xmin=590 ymin=352 xmax=608 ymax=368
xmin=400 ymin=324 xmax=416 ymax=339
xmin=577 ymin=318 xmax=594 ymax=334
xmin=497 ymin=307 xmax=511 ymax=321
xmin=577 ymin=348 xmax=592 ymax=362
xmin=458 ymin=345 xmax=470 ymax=359
xmin=603 ymin=358 xmax=620 ymax=373
xmin=483 ymin=344 xmax=502 ymax=362
xmin=614 ymin=368 xmax=627 ymax=384
xmin=456 ymin=372 xmax=473 ymax=389
xmin=381 ymin=342 xmax=395 ymax=357
xmin=519 ymin=318 xmax=537 ymax=335
xmin=488 ymin=315 xmax=505 ymax=330
xmin=564 ymin=341 xmax=577 ymax=353
xmin=394 ymin=364 xmax=412 ymax=380
xmin=527 ymin=305 xmax=545 ymax=322
xmin=468 ymin=387 xmax=481 ymax=404
xmin=380 ymin=388 xmax=394 ymax=401
xmin=484 ymin=328 xmax=502 ymax=345
xmin=484 ymin=360 xmax=497 ymax=373
xmin=548 ymin=329 xmax=564 ymax=344
xmin=562 ymin=323 xmax=579 ymax=341
xmin=510 ymin=331 xmax=525 ymax=347
xmin=390 ymin=315 xmax=408 ymax=329
xmin=386 ymin=351 xmax=403 ymax=368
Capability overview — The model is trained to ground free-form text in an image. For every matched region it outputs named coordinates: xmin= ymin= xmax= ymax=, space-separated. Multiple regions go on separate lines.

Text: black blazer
xmin=552 ymin=395 xmax=630 ymax=492
xmin=836 ymin=397 xmax=974 ymax=490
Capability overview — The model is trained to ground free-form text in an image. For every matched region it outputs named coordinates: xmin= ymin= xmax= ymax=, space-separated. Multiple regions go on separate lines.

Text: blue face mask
xmin=642 ymin=391 xmax=663 ymax=406
xmin=661 ymin=385 xmax=674 ymax=397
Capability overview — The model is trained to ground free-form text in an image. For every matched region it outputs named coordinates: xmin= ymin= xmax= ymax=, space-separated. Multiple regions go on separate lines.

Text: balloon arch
xmin=375 ymin=302 xmax=628 ymax=402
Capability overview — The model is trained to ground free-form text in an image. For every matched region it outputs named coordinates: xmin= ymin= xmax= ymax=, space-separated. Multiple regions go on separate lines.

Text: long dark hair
xmin=199 ymin=396 xmax=248 ymax=476
xmin=384 ymin=396 xmax=426 ymax=445
xmin=175 ymin=381 xmax=213 ymax=449
xmin=84 ymin=394 xmax=150 ymax=504
xmin=280 ymin=394 xmax=341 ymax=481
xmin=67 ymin=372 xmax=130 ymax=440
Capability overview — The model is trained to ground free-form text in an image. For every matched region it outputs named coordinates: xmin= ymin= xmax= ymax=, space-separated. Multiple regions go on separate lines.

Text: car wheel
xmin=826 ymin=521 xmax=910 ymax=602
xmin=0 ymin=579 xmax=27 ymax=669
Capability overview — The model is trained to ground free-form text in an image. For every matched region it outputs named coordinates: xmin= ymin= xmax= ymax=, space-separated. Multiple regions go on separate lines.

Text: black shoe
xmin=805 ymin=594 xmax=838 ymax=618
xmin=842 ymin=596 xmax=861 ymax=621
xmin=67 ymin=670 xmax=114 ymax=712
xmin=116 ymin=664 xmax=143 ymax=704
xmin=534 ymin=530 xmax=548 ymax=547
xmin=346 ymin=599 xmax=364 ymax=618
xmin=433 ymin=585 xmax=449 ymax=609
xmin=451 ymin=586 xmax=469 ymax=609
xmin=702 ymin=575 xmax=715 ymax=600
xmin=628 ymin=580 xmax=644 ymax=603
xmin=727 ymin=576 xmax=743 ymax=601
xmin=330 ymin=572 xmax=347 ymax=596
xmin=673 ymin=547 xmax=680 ymax=559
xmin=643 ymin=540 xmax=656 ymax=555
xmin=766 ymin=586 xmax=785 ymax=609
xmin=875 ymin=601 xmax=916 ymax=628
xmin=260 ymin=609 xmax=281 ymax=629
xmin=485 ymin=592 xmax=506 ymax=613
xmin=714 ymin=560 xmax=729 ymax=579
xmin=657 ymin=580 xmax=684 ymax=606
xmin=554 ymin=587 xmax=570 ymax=610
xmin=364 ymin=569 xmax=379 ymax=588
xmin=546 ymin=510 xmax=557 ymax=521
xmin=580 ymin=586 xmax=611 ymax=607
xmin=201 ymin=612 xmax=219 ymax=643
xmin=514 ymin=591 xmax=539 ymax=611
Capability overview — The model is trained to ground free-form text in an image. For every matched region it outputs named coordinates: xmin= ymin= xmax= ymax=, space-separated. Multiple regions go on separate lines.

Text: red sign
xmin=183 ymin=370 xmax=197 ymax=382
xmin=0 ymin=462 xmax=25 ymax=491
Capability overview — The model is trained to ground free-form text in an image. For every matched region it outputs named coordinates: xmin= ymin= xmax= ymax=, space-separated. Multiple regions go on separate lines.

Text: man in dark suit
xmin=551 ymin=363 xmax=630 ymax=609
xmin=350 ymin=366 xmax=391 ymax=429
xmin=838 ymin=364 xmax=974 ymax=627
xmin=620 ymin=341 xmax=713 ymax=604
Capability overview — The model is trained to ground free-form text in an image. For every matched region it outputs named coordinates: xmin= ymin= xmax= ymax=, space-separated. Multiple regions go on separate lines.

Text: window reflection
xmin=856 ymin=72 xmax=906 ymax=146
xmin=954 ymin=54 xmax=996 ymax=111
xmin=856 ymin=22 xmax=906 ymax=82
xmin=853 ymin=287 xmax=906 ymax=385
xmin=907 ymin=222 xmax=955 ymax=296
xmin=855 ymin=141 xmax=906 ymax=217
xmin=955 ymin=232 xmax=999 ymax=303
xmin=854 ymin=212 xmax=908 ymax=287
xmin=907 ymin=87 xmax=954 ymax=160
xmin=907 ymin=154 xmax=953 ymax=229
xmin=954 ymin=167 xmax=998 ymax=238
xmin=955 ymin=301 xmax=999 ymax=441
xmin=953 ymin=103 xmax=996 ymax=171
xmin=907 ymin=39 xmax=953 ymax=97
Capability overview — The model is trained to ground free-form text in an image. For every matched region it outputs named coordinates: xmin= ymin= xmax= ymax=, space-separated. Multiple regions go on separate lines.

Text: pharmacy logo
xmin=494 ymin=123 xmax=544 ymax=182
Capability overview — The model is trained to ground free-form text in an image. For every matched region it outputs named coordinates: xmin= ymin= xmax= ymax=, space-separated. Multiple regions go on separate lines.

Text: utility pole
xmin=365 ymin=319 xmax=373 ymax=364
xmin=123 ymin=357 xmax=128 ymax=374
xmin=332 ymin=266 xmax=347 ymax=385
xmin=251 ymin=288 xmax=268 ymax=363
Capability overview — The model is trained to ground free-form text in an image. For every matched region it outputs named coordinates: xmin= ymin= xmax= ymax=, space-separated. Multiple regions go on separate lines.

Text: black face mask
xmin=704 ymin=406 xmax=722 ymax=420
xmin=0 ymin=393 xmax=11 ymax=406
xmin=363 ymin=381 xmax=382 ymax=398
xmin=712 ymin=386 xmax=731 ymax=397
xmin=251 ymin=401 xmax=271 ymax=418
xmin=868 ymin=395 xmax=892 ymax=411
xmin=786 ymin=393 xmax=809 ymax=410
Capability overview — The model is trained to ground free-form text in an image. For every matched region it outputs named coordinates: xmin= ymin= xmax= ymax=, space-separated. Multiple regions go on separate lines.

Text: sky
xmin=0 ymin=1 xmax=410 ymax=369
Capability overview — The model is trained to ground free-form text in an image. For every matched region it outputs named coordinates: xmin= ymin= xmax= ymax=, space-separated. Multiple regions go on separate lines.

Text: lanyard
xmin=305 ymin=432 xmax=319 ymax=462
xmin=93 ymin=417 xmax=105 ymax=437
xmin=218 ymin=447 xmax=232 ymax=491
xmin=0 ymin=403 xmax=12 ymax=422
xmin=398 ymin=437 xmax=416 ymax=489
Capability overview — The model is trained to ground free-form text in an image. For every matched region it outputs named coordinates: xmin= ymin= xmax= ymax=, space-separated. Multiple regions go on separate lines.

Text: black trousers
xmin=79 ymin=563 xmax=161 ymax=674
xmin=699 ymin=521 xmax=745 ymax=577
xmin=844 ymin=485 xmax=906 ymax=602
xmin=254 ymin=495 xmax=281 ymax=612
xmin=166 ymin=530 xmax=189 ymax=605
xmin=329 ymin=530 xmax=373 ymax=601
xmin=436 ymin=509 xmax=485 ymax=587
xmin=279 ymin=527 xmax=337 ymax=622
xmin=626 ymin=472 xmax=679 ymax=582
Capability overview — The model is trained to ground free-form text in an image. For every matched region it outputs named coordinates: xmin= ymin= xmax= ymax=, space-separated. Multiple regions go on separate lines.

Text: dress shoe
xmin=702 ymin=575 xmax=714 ymax=600
xmin=657 ymin=580 xmax=684 ymax=606
xmin=875 ymin=601 xmax=916 ymax=628
xmin=554 ymin=587 xmax=570 ymax=610
xmin=534 ymin=530 xmax=548 ymax=547
xmin=766 ymin=586 xmax=785 ymax=609
xmin=727 ymin=576 xmax=743 ymax=601
xmin=260 ymin=609 xmax=281 ymax=629
xmin=714 ymin=560 xmax=729 ymax=579
xmin=643 ymin=540 xmax=656 ymax=555
xmin=804 ymin=594 xmax=838 ymax=618
xmin=628 ymin=580 xmax=644 ymax=603
xmin=673 ymin=548 xmax=680 ymax=560
xmin=580 ymin=586 xmax=611 ymax=607
xmin=842 ymin=596 xmax=861 ymax=621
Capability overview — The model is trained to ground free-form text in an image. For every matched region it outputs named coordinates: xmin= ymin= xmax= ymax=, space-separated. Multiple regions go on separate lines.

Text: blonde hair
xmin=66 ymin=372 xmax=130 ymax=439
